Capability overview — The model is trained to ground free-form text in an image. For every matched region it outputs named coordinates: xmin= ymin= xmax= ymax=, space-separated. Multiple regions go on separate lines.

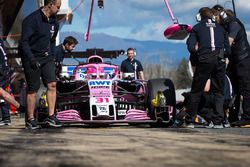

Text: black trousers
xmin=186 ymin=54 xmax=226 ymax=125
xmin=227 ymin=56 xmax=250 ymax=120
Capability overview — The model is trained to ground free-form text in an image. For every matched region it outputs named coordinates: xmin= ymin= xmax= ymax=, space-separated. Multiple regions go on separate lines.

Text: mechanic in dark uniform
xmin=213 ymin=5 xmax=250 ymax=127
xmin=120 ymin=48 xmax=144 ymax=80
xmin=186 ymin=7 xmax=230 ymax=128
xmin=0 ymin=39 xmax=13 ymax=125
xmin=20 ymin=0 xmax=62 ymax=129
xmin=54 ymin=36 xmax=78 ymax=77
xmin=0 ymin=39 xmax=24 ymax=125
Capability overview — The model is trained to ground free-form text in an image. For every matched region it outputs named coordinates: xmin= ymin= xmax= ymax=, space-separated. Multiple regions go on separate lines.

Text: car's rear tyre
xmin=147 ymin=78 xmax=176 ymax=126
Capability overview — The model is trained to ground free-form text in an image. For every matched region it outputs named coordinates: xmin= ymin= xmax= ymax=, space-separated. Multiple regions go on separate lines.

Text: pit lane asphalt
xmin=0 ymin=116 xmax=250 ymax=167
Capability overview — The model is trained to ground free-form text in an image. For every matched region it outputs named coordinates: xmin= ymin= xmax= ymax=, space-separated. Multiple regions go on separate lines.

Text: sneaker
xmin=0 ymin=119 xmax=11 ymax=126
xmin=223 ymin=119 xmax=231 ymax=128
xmin=44 ymin=115 xmax=62 ymax=127
xmin=213 ymin=124 xmax=224 ymax=129
xmin=171 ymin=119 xmax=184 ymax=128
xmin=185 ymin=123 xmax=195 ymax=128
xmin=205 ymin=121 xmax=214 ymax=129
xmin=25 ymin=118 xmax=41 ymax=130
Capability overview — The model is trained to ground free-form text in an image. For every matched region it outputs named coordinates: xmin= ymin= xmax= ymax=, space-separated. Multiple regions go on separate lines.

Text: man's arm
xmin=50 ymin=22 xmax=60 ymax=59
xmin=138 ymin=71 xmax=144 ymax=80
xmin=224 ymin=31 xmax=231 ymax=57
xmin=228 ymin=21 xmax=241 ymax=46
xmin=186 ymin=28 xmax=198 ymax=54
xmin=0 ymin=88 xmax=20 ymax=108
xmin=137 ymin=61 xmax=144 ymax=80
xmin=0 ymin=41 xmax=7 ymax=67
xmin=228 ymin=37 xmax=234 ymax=46
xmin=20 ymin=17 xmax=36 ymax=60
xmin=120 ymin=61 xmax=125 ymax=79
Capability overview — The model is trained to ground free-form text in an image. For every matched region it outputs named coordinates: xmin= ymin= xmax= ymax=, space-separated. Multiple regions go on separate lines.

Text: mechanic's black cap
xmin=212 ymin=4 xmax=224 ymax=11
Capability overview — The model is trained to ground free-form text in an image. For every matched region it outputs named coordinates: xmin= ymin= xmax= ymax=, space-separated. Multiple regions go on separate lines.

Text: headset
xmin=196 ymin=13 xmax=216 ymax=22
xmin=212 ymin=4 xmax=229 ymax=23
xmin=126 ymin=48 xmax=137 ymax=56
xmin=219 ymin=10 xmax=228 ymax=22
xmin=196 ymin=13 xmax=201 ymax=22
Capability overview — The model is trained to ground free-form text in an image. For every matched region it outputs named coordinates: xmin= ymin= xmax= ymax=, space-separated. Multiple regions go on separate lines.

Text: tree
xmin=175 ymin=58 xmax=192 ymax=89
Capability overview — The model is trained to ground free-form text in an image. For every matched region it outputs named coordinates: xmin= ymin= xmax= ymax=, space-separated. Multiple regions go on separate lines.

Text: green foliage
xmin=175 ymin=58 xmax=192 ymax=89
xmin=142 ymin=56 xmax=192 ymax=89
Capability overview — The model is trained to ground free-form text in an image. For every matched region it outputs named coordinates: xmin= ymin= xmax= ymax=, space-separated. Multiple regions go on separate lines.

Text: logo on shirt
xmin=50 ymin=25 xmax=55 ymax=37
xmin=206 ymin=19 xmax=216 ymax=28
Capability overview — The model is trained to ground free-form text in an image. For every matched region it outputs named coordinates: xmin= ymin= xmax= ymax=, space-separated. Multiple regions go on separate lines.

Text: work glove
xmin=17 ymin=105 xmax=26 ymax=114
xmin=30 ymin=58 xmax=40 ymax=71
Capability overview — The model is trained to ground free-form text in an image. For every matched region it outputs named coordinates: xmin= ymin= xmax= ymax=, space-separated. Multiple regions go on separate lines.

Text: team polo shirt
xmin=120 ymin=58 xmax=143 ymax=79
xmin=54 ymin=44 xmax=66 ymax=62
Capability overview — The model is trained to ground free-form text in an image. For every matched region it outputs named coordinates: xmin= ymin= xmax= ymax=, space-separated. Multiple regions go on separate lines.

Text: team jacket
xmin=20 ymin=8 xmax=59 ymax=60
xmin=187 ymin=18 xmax=230 ymax=58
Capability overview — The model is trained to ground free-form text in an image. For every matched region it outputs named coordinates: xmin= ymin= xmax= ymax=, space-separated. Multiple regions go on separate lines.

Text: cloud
xmin=231 ymin=0 xmax=250 ymax=10
xmin=128 ymin=21 xmax=167 ymax=41
xmin=65 ymin=0 xmax=250 ymax=41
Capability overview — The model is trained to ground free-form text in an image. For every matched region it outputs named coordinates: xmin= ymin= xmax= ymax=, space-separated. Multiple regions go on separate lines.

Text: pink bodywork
xmin=72 ymin=55 xmax=120 ymax=80
xmin=57 ymin=55 xmax=152 ymax=123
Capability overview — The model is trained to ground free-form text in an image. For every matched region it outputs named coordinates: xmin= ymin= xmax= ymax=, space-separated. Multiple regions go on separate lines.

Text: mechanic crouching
xmin=20 ymin=0 xmax=62 ymax=129
xmin=185 ymin=7 xmax=230 ymax=128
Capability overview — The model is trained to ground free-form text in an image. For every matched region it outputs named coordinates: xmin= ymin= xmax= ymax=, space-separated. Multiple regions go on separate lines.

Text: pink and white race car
xmin=37 ymin=49 xmax=176 ymax=127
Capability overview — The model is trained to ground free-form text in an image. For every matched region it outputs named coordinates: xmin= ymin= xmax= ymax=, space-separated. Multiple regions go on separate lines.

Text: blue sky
xmin=60 ymin=0 xmax=250 ymax=42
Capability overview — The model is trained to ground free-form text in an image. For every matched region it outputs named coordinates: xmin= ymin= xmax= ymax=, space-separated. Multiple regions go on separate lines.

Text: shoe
xmin=213 ymin=124 xmax=224 ymax=129
xmin=185 ymin=123 xmax=195 ymax=128
xmin=25 ymin=118 xmax=41 ymax=130
xmin=231 ymin=119 xmax=250 ymax=127
xmin=205 ymin=121 xmax=214 ymax=128
xmin=0 ymin=119 xmax=11 ymax=126
xmin=171 ymin=119 xmax=184 ymax=128
xmin=44 ymin=115 xmax=62 ymax=127
xmin=223 ymin=119 xmax=231 ymax=128
xmin=205 ymin=121 xmax=224 ymax=129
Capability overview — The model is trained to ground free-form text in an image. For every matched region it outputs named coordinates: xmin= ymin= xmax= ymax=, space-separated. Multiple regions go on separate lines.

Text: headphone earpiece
xmin=196 ymin=13 xmax=201 ymax=22
xmin=212 ymin=15 xmax=216 ymax=22
xmin=220 ymin=10 xmax=228 ymax=20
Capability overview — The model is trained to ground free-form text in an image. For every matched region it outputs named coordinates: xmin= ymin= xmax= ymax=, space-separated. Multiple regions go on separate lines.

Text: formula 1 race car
xmin=36 ymin=49 xmax=176 ymax=127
